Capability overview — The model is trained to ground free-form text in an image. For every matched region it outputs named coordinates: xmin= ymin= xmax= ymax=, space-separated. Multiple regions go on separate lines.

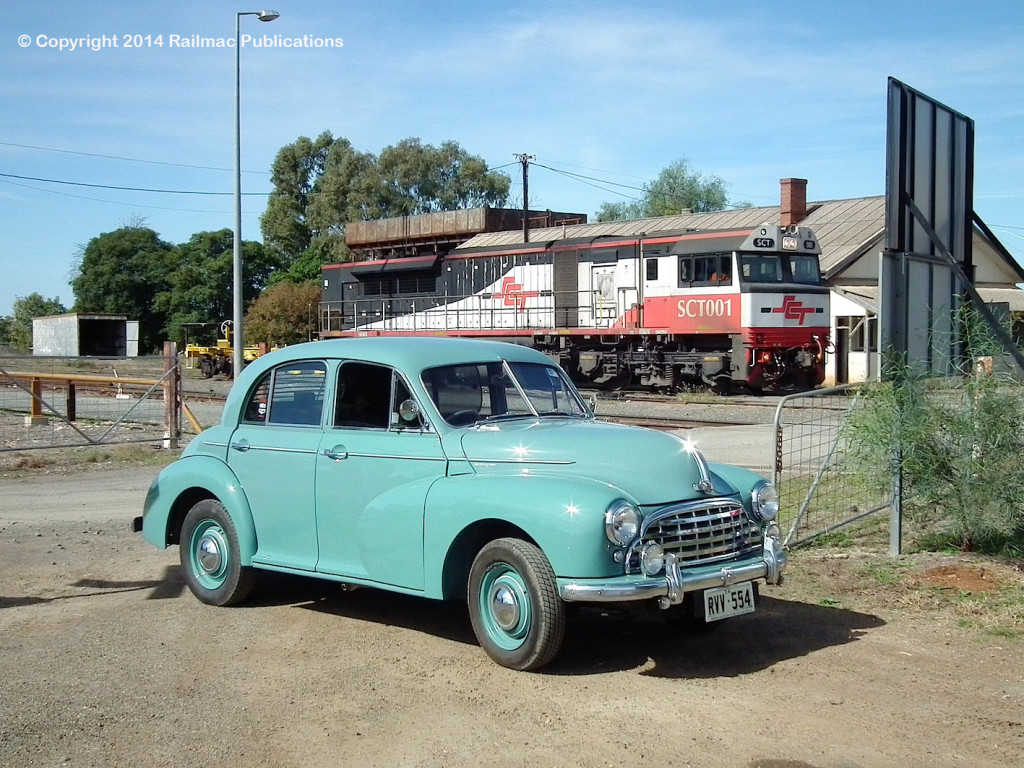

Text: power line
xmin=0 ymin=140 xmax=268 ymax=175
xmin=0 ymin=176 xmax=234 ymax=214
xmin=0 ymin=171 xmax=269 ymax=196
xmin=530 ymin=162 xmax=642 ymax=201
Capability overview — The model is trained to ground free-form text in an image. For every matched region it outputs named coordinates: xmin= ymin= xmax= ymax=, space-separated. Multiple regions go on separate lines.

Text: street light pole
xmin=233 ymin=9 xmax=279 ymax=378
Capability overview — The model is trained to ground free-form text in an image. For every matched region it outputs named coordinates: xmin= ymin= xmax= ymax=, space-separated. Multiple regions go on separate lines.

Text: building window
xmin=848 ymin=314 xmax=878 ymax=353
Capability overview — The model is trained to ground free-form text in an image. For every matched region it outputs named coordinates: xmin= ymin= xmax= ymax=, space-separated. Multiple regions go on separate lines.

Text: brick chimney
xmin=780 ymin=178 xmax=807 ymax=227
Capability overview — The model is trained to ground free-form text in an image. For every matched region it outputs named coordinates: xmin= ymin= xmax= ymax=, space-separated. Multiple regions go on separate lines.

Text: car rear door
xmin=227 ymin=359 xmax=327 ymax=572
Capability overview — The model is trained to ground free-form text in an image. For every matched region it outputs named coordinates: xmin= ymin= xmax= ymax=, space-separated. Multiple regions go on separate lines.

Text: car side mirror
xmin=398 ymin=398 xmax=422 ymax=424
xmin=588 ymin=394 xmax=598 ymax=416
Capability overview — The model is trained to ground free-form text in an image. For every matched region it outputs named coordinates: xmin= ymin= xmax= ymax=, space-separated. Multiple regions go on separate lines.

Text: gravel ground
xmin=1 ymin=465 xmax=1022 ymax=768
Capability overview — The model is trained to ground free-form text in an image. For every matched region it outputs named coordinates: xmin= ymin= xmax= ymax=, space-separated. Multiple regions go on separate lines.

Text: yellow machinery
xmin=183 ymin=321 xmax=265 ymax=378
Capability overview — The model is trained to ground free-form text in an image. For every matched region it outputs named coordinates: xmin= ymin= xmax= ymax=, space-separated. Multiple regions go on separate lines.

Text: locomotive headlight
xmin=604 ymin=500 xmax=640 ymax=547
xmin=782 ymin=236 xmax=798 ymax=251
xmin=751 ymin=482 xmax=780 ymax=522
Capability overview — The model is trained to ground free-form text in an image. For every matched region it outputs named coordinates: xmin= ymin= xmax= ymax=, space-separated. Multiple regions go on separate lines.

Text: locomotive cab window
xmin=789 ymin=255 xmax=821 ymax=284
xmin=679 ymin=254 xmax=732 ymax=286
xmin=740 ymin=254 xmax=783 ymax=283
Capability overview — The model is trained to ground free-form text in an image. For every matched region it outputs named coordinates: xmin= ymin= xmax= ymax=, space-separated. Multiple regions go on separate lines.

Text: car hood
xmin=457 ymin=418 xmax=729 ymax=505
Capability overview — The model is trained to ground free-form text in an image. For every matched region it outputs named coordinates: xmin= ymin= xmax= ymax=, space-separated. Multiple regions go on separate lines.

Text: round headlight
xmin=604 ymin=500 xmax=640 ymax=547
xmin=640 ymin=542 xmax=665 ymax=576
xmin=752 ymin=482 xmax=779 ymax=522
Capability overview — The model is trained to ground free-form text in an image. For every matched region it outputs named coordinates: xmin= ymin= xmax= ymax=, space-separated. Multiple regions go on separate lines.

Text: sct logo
xmin=768 ymin=295 xmax=819 ymax=326
xmin=496 ymin=277 xmax=539 ymax=313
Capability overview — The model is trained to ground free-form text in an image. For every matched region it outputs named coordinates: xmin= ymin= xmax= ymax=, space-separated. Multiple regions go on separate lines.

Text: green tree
xmin=261 ymin=133 xmax=511 ymax=280
xmin=155 ymin=229 xmax=279 ymax=344
xmin=261 ymin=131 xmax=335 ymax=263
xmin=8 ymin=293 xmax=67 ymax=351
xmin=0 ymin=315 xmax=11 ymax=347
xmin=244 ymin=279 xmax=322 ymax=346
xmin=595 ymin=159 xmax=733 ymax=222
xmin=72 ymin=226 xmax=175 ymax=353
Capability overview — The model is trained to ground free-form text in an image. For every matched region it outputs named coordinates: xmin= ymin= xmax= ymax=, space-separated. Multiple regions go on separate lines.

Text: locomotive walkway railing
xmin=319 ymin=288 xmax=639 ymax=335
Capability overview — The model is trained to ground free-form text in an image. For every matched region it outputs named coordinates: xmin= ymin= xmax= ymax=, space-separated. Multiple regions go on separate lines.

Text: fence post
xmin=163 ymin=342 xmax=180 ymax=450
xmin=66 ymin=381 xmax=77 ymax=422
xmin=25 ymin=377 xmax=47 ymax=426
xmin=889 ymin=448 xmax=903 ymax=556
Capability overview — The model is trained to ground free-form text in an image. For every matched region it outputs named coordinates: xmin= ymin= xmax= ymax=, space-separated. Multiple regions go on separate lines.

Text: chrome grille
xmin=627 ymin=499 xmax=762 ymax=571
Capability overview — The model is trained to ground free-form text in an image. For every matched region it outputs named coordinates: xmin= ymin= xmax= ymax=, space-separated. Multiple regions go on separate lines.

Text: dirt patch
xmin=1 ymin=468 xmax=1022 ymax=767
xmin=916 ymin=563 xmax=1004 ymax=592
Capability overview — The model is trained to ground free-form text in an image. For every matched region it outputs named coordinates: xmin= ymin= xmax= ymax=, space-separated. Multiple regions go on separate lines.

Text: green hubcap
xmin=189 ymin=520 xmax=229 ymax=590
xmin=479 ymin=563 xmax=531 ymax=651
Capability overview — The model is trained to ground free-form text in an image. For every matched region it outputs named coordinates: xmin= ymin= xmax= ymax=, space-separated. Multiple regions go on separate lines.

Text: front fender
xmin=423 ymin=472 xmax=629 ymax=597
xmin=141 ymin=455 xmax=258 ymax=565
xmin=708 ymin=462 xmax=770 ymax=513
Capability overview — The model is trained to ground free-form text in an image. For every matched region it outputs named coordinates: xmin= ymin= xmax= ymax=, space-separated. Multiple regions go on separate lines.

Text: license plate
xmin=702 ymin=582 xmax=755 ymax=622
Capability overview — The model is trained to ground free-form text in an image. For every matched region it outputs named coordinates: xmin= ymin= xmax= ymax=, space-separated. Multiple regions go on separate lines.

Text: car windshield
xmin=421 ymin=360 xmax=591 ymax=426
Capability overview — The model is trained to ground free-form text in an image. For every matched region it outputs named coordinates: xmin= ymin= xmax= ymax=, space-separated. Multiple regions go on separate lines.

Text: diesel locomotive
xmin=320 ymin=223 xmax=829 ymax=391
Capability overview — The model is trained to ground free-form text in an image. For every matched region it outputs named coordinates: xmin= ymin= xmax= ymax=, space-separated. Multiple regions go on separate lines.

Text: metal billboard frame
xmin=882 ymin=77 xmax=1024 ymax=377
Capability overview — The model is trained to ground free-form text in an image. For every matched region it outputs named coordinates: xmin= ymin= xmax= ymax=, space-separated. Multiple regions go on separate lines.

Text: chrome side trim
xmin=231 ymin=444 xmax=318 ymax=455
xmin=468 ymin=458 xmax=575 ymax=466
xmin=343 ymin=452 xmax=447 ymax=462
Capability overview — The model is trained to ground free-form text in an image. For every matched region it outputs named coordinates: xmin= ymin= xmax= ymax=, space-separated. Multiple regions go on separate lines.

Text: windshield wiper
xmin=480 ymin=412 xmax=534 ymax=423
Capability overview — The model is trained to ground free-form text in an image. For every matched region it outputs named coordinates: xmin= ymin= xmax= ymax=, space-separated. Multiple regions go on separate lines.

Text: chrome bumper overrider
xmin=558 ymin=532 xmax=787 ymax=605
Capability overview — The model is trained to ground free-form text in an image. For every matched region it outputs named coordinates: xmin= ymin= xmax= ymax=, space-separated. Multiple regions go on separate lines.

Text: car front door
xmin=314 ymin=361 xmax=446 ymax=590
xmin=227 ymin=360 xmax=327 ymax=572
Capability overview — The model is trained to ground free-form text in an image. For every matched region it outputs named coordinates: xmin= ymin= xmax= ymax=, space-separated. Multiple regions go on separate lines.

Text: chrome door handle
xmin=321 ymin=446 xmax=348 ymax=461
xmin=230 ymin=440 xmax=250 ymax=452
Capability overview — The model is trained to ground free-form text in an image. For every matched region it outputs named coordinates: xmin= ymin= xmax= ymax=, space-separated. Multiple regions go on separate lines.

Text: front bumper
xmin=558 ymin=532 xmax=786 ymax=606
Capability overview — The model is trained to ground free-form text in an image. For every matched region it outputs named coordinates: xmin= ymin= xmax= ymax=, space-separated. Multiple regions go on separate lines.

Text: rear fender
xmin=141 ymin=455 xmax=258 ymax=564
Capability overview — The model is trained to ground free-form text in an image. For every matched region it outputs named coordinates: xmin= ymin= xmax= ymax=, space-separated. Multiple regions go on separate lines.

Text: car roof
xmin=250 ymin=336 xmax=550 ymax=373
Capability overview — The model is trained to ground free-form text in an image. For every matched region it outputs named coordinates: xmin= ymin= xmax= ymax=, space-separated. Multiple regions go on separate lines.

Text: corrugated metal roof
xmin=457 ymin=206 xmax=781 ymax=248
xmin=456 ymin=197 xmax=887 ymax=279
xmin=801 ymin=197 xmax=885 ymax=275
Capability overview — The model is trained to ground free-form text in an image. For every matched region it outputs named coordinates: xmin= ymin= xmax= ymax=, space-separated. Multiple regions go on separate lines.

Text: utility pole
xmin=514 ymin=153 xmax=535 ymax=243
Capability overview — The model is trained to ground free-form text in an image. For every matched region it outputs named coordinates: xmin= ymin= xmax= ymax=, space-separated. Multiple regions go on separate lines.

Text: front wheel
xmin=180 ymin=499 xmax=256 ymax=606
xmin=468 ymin=538 xmax=565 ymax=671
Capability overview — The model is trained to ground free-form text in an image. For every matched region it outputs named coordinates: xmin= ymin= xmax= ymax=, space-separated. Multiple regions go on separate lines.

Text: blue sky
xmin=2 ymin=0 xmax=1022 ymax=317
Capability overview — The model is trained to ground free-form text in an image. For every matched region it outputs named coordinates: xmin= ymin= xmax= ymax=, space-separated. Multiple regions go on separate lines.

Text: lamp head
xmin=257 ymin=10 xmax=280 ymax=21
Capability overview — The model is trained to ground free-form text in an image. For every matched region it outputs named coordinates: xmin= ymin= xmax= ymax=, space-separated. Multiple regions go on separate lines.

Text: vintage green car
xmin=135 ymin=337 xmax=784 ymax=670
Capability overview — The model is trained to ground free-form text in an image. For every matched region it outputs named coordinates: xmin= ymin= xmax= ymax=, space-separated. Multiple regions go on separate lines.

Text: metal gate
xmin=0 ymin=353 xmax=182 ymax=452
xmin=773 ymin=384 xmax=892 ymax=547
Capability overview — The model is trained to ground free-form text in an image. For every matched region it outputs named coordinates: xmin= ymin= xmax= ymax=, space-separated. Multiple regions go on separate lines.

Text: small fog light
xmin=640 ymin=542 xmax=665 ymax=576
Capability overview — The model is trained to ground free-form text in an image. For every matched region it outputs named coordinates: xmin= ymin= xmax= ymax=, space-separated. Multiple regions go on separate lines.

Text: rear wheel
xmin=180 ymin=499 xmax=256 ymax=606
xmin=468 ymin=538 xmax=565 ymax=671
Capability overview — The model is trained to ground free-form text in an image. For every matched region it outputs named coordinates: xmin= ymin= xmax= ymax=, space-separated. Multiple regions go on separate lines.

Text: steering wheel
xmin=447 ymin=410 xmax=479 ymax=426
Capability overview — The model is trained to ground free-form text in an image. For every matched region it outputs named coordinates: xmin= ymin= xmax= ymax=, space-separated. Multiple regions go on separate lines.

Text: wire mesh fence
xmin=773 ymin=384 xmax=891 ymax=547
xmin=0 ymin=355 xmax=181 ymax=452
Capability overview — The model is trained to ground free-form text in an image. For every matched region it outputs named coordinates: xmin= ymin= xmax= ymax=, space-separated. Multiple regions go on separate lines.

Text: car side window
xmin=242 ymin=372 xmax=272 ymax=423
xmin=241 ymin=363 xmax=327 ymax=426
xmin=391 ymin=374 xmax=425 ymax=430
xmin=267 ymin=361 xmax=327 ymax=426
xmin=334 ymin=362 xmax=392 ymax=429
